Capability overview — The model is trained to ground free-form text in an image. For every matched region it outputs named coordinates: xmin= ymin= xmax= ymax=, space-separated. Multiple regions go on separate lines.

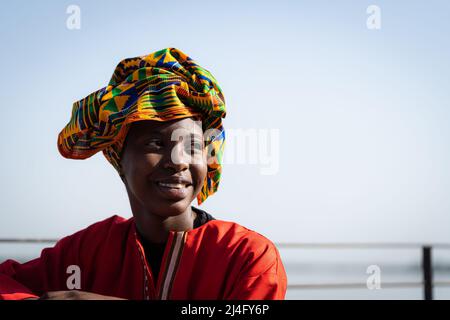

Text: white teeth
xmin=158 ymin=182 xmax=186 ymax=189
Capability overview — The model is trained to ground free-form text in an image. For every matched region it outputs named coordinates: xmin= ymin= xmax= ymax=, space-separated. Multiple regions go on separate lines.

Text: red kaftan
xmin=0 ymin=216 xmax=287 ymax=300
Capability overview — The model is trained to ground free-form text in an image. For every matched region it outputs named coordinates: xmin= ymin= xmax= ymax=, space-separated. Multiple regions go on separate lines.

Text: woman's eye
xmin=192 ymin=141 xmax=203 ymax=150
xmin=189 ymin=141 xmax=204 ymax=154
xmin=145 ymin=140 xmax=163 ymax=148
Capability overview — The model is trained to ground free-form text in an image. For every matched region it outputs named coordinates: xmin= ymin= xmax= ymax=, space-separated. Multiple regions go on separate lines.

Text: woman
xmin=0 ymin=48 xmax=287 ymax=300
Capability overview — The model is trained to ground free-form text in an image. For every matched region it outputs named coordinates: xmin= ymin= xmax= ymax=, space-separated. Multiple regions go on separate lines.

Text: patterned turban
xmin=57 ymin=48 xmax=226 ymax=205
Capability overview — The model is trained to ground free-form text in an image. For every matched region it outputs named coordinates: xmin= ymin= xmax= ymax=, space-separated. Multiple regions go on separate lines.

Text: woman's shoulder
xmin=77 ymin=214 xmax=132 ymax=235
xmin=55 ymin=214 xmax=133 ymax=247
xmin=201 ymin=219 xmax=279 ymax=253
xmin=200 ymin=219 xmax=283 ymax=277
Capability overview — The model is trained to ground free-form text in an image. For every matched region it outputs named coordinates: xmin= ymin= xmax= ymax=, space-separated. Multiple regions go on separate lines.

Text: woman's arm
xmin=0 ymin=234 xmax=81 ymax=300
xmin=0 ymin=217 xmax=127 ymax=300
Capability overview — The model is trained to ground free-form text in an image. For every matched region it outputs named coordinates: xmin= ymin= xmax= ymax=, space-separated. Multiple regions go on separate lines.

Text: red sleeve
xmin=226 ymin=239 xmax=288 ymax=300
xmin=0 ymin=216 xmax=120 ymax=300
xmin=0 ymin=274 xmax=38 ymax=300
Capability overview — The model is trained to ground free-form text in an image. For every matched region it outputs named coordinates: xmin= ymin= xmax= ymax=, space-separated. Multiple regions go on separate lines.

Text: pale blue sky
xmin=0 ymin=0 xmax=449 ymax=248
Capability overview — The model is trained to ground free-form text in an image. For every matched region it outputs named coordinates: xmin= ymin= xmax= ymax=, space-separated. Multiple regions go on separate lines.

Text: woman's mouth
xmin=157 ymin=182 xmax=187 ymax=189
xmin=154 ymin=181 xmax=192 ymax=200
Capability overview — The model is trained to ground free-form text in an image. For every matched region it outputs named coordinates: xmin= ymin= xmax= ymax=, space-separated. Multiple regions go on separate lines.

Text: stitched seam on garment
xmin=157 ymin=233 xmax=177 ymax=299
xmin=160 ymin=232 xmax=185 ymax=299
xmin=166 ymin=232 xmax=187 ymax=298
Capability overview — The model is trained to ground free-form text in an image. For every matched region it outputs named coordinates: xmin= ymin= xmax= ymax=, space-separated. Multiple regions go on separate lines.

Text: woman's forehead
xmin=128 ymin=118 xmax=203 ymax=138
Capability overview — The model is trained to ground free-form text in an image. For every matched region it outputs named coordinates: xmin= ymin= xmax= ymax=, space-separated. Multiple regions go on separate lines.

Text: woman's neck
xmin=133 ymin=205 xmax=197 ymax=244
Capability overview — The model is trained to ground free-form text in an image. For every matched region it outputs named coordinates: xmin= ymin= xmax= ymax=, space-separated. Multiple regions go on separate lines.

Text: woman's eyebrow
xmin=139 ymin=130 xmax=203 ymax=140
xmin=141 ymin=131 xmax=162 ymax=136
xmin=134 ymin=131 xmax=162 ymax=142
xmin=190 ymin=133 xmax=203 ymax=140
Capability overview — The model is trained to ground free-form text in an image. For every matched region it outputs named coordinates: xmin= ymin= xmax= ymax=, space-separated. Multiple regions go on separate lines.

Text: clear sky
xmin=0 ymin=0 xmax=449 ymax=248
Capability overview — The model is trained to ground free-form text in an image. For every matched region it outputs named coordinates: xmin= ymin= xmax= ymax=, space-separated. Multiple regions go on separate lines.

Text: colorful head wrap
xmin=57 ymin=48 xmax=226 ymax=204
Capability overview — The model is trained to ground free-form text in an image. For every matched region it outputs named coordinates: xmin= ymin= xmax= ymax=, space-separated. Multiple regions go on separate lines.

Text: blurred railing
xmin=276 ymin=242 xmax=450 ymax=300
xmin=2 ymin=239 xmax=450 ymax=300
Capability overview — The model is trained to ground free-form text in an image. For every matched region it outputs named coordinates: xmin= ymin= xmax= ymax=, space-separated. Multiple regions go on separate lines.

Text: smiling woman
xmin=120 ymin=118 xmax=209 ymax=244
xmin=0 ymin=48 xmax=287 ymax=300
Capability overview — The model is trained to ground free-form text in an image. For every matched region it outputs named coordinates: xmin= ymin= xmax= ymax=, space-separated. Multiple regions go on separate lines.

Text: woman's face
xmin=120 ymin=117 xmax=207 ymax=218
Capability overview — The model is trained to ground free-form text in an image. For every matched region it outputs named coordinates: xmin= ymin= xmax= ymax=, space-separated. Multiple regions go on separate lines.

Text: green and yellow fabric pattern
xmin=57 ymin=48 xmax=226 ymax=204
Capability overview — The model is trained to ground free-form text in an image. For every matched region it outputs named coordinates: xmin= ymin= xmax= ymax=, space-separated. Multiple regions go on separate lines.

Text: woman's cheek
xmin=141 ymin=154 xmax=163 ymax=172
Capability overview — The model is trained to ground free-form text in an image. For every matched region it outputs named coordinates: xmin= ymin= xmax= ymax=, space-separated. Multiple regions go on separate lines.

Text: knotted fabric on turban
xmin=57 ymin=48 xmax=226 ymax=205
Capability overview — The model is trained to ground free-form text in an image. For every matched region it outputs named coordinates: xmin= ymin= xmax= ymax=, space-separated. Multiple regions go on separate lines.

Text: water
xmin=280 ymin=247 xmax=450 ymax=299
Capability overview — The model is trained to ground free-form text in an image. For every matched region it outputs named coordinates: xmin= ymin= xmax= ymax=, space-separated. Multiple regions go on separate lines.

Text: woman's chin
xmin=145 ymin=198 xmax=193 ymax=217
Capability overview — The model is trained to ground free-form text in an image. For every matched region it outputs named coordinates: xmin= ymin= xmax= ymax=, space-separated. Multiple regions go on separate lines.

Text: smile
xmin=154 ymin=182 xmax=192 ymax=200
xmin=157 ymin=182 xmax=188 ymax=189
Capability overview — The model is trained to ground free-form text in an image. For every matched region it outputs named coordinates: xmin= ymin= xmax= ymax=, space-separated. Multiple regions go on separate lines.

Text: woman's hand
xmin=37 ymin=290 xmax=126 ymax=300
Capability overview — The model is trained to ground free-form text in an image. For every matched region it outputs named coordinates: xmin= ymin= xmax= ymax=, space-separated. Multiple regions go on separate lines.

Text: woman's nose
xmin=163 ymin=140 xmax=190 ymax=171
